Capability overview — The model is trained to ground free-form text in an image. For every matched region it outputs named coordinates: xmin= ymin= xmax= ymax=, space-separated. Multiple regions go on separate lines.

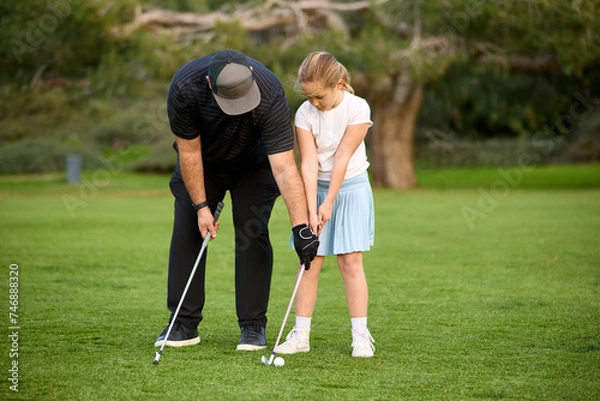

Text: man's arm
xmin=269 ymin=149 xmax=319 ymax=269
xmin=295 ymin=126 xmax=320 ymax=234
xmin=175 ymin=135 xmax=218 ymax=239
xmin=268 ymin=149 xmax=309 ymax=227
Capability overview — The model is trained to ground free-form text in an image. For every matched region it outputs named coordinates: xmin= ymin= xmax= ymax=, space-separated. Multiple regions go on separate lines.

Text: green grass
xmin=1 ymin=167 xmax=599 ymax=401
xmin=417 ymin=163 xmax=600 ymax=189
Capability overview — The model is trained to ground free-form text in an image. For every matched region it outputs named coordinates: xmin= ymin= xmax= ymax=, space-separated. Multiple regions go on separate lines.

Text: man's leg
xmin=155 ymin=171 xmax=224 ymax=347
xmin=230 ymin=162 xmax=280 ymax=349
xmin=166 ymin=173 xmax=205 ymax=328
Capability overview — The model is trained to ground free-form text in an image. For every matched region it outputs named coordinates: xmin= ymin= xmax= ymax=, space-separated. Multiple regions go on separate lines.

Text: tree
xmin=0 ymin=0 xmax=131 ymax=83
xmin=115 ymin=0 xmax=599 ymax=188
xmin=347 ymin=0 xmax=599 ymax=186
xmin=113 ymin=0 xmax=440 ymax=187
xmin=6 ymin=0 xmax=595 ymax=185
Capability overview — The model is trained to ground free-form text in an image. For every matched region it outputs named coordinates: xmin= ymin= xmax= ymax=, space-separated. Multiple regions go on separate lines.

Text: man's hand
xmin=197 ymin=206 xmax=219 ymax=240
xmin=292 ymin=224 xmax=319 ymax=270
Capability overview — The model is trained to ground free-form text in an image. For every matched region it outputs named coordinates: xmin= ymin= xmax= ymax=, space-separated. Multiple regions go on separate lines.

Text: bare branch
xmin=476 ymin=53 xmax=560 ymax=73
xmin=114 ymin=0 xmax=380 ymax=38
xmin=292 ymin=0 xmax=386 ymax=12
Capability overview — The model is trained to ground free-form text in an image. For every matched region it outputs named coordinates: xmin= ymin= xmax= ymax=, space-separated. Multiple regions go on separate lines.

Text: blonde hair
xmin=295 ymin=51 xmax=354 ymax=95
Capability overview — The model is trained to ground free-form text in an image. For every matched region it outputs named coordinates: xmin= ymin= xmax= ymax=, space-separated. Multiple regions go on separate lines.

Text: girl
xmin=277 ymin=52 xmax=375 ymax=357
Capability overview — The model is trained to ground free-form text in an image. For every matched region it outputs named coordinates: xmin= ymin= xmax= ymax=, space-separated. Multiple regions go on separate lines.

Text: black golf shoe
xmin=154 ymin=321 xmax=200 ymax=348
xmin=236 ymin=324 xmax=267 ymax=351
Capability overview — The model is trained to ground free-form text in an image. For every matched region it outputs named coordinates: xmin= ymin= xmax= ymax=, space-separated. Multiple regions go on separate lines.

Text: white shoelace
xmin=352 ymin=329 xmax=375 ymax=351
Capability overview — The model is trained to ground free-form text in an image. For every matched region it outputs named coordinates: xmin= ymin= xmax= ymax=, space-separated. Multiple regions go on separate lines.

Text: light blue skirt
xmin=291 ymin=171 xmax=374 ymax=256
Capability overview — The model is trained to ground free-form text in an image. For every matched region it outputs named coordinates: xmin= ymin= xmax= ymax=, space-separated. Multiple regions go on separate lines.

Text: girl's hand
xmin=317 ymin=200 xmax=333 ymax=230
xmin=309 ymin=213 xmax=320 ymax=236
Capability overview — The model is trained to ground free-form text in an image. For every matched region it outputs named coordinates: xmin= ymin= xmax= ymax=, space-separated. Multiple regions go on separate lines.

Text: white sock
xmin=296 ymin=316 xmax=312 ymax=330
xmin=351 ymin=317 xmax=367 ymax=331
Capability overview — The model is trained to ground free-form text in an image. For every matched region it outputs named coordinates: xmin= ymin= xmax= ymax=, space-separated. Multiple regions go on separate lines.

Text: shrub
xmin=414 ymin=132 xmax=567 ymax=168
xmin=0 ymin=87 xmax=75 ymax=142
xmin=88 ymin=100 xmax=169 ymax=150
xmin=130 ymin=137 xmax=177 ymax=173
xmin=561 ymin=111 xmax=600 ymax=163
xmin=0 ymin=138 xmax=69 ymax=174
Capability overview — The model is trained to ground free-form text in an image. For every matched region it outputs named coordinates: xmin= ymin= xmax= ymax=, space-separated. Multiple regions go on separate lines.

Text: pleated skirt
xmin=316 ymin=171 xmax=374 ymax=256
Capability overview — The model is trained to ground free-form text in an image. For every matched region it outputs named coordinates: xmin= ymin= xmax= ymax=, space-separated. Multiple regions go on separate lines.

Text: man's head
xmin=207 ymin=49 xmax=261 ymax=115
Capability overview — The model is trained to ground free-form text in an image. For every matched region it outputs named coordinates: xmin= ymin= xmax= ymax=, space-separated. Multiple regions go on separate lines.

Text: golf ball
xmin=274 ymin=357 xmax=285 ymax=367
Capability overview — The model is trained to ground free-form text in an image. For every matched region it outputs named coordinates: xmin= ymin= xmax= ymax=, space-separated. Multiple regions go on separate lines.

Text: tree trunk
xmin=369 ymin=79 xmax=424 ymax=189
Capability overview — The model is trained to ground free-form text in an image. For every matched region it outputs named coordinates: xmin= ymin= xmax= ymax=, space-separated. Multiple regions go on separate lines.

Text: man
xmin=155 ymin=49 xmax=319 ymax=351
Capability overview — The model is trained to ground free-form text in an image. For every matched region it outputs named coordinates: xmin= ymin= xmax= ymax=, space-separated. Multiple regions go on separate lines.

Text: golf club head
xmin=261 ymin=354 xmax=274 ymax=366
xmin=153 ymin=351 xmax=162 ymax=365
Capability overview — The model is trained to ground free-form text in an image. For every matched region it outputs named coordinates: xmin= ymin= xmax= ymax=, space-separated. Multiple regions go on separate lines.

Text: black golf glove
xmin=292 ymin=224 xmax=319 ymax=270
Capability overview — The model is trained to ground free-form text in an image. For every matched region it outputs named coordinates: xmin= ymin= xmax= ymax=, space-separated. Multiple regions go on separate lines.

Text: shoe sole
xmin=352 ymin=349 xmax=374 ymax=357
xmin=274 ymin=347 xmax=310 ymax=354
xmin=154 ymin=337 xmax=200 ymax=348
xmin=236 ymin=344 xmax=267 ymax=351
xmin=352 ymin=352 xmax=374 ymax=357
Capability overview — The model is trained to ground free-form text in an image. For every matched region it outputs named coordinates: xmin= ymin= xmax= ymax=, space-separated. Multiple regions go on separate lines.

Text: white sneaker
xmin=275 ymin=327 xmax=310 ymax=354
xmin=351 ymin=329 xmax=375 ymax=357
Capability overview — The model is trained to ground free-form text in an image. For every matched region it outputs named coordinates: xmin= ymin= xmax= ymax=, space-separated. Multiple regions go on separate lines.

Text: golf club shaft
xmin=272 ymin=264 xmax=306 ymax=355
xmin=155 ymin=201 xmax=224 ymax=363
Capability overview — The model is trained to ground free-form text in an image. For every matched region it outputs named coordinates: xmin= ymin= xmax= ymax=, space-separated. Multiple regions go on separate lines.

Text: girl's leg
xmin=337 ymin=252 xmax=368 ymax=318
xmin=295 ymin=255 xmax=325 ymax=318
xmin=275 ymin=255 xmax=324 ymax=354
xmin=337 ymin=251 xmax=375 ymax=357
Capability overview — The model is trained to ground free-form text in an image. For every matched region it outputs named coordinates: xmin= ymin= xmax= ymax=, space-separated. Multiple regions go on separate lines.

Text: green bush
xmin=0 ymin=87 xmax=75 ymax=141
xmin=0 ymin=84 xmax=173 ymax=174
xmin=415 ymin=133 xmax=567 ymax=168
xmin=88 ymin=99 xmax=169 ymax=147
xmin=561 ymin=111 xmax=600 ymax=162
xmin=0 ymin=138 xmax=69 ymax=174
xmin=130 ymin=136 xmax=178 ymax=173
xmin=0 ymin=0 xmax=134 ymax=85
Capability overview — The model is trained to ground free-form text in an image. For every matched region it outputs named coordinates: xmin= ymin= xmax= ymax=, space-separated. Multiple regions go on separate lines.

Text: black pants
xmin=167 ymin=160 xmax=281 ymax=329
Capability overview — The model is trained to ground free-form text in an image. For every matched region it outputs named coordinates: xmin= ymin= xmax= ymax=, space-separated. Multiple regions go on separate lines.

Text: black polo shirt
xmin=167 ymin=54 xmax=294 ymax=172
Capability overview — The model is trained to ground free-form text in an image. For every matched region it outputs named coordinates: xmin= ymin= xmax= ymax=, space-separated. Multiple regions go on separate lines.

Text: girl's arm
xmin=319 ymin=123 xmax=371 ymax=225
xmin=295 ymin=126 xmax=321 ymax=234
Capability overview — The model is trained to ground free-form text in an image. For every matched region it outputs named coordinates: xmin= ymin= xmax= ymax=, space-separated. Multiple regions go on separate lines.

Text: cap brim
xmin=213 ymin=80 xmax=261 ymax=116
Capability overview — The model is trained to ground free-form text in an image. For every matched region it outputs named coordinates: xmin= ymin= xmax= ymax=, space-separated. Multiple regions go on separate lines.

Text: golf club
xmin=153 ymin=201 xmax=224 ymax=365
xmin=262 ymin=263 xmax=307 ymax=366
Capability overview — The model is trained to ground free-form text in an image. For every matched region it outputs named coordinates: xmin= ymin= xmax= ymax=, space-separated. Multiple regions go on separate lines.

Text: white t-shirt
xmin=295 ymin=91 xmax=373 ymax=181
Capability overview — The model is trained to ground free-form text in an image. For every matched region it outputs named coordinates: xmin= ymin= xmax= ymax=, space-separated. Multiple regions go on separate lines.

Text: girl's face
xmin=301 ymin=80 xmax=344 ymax=111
